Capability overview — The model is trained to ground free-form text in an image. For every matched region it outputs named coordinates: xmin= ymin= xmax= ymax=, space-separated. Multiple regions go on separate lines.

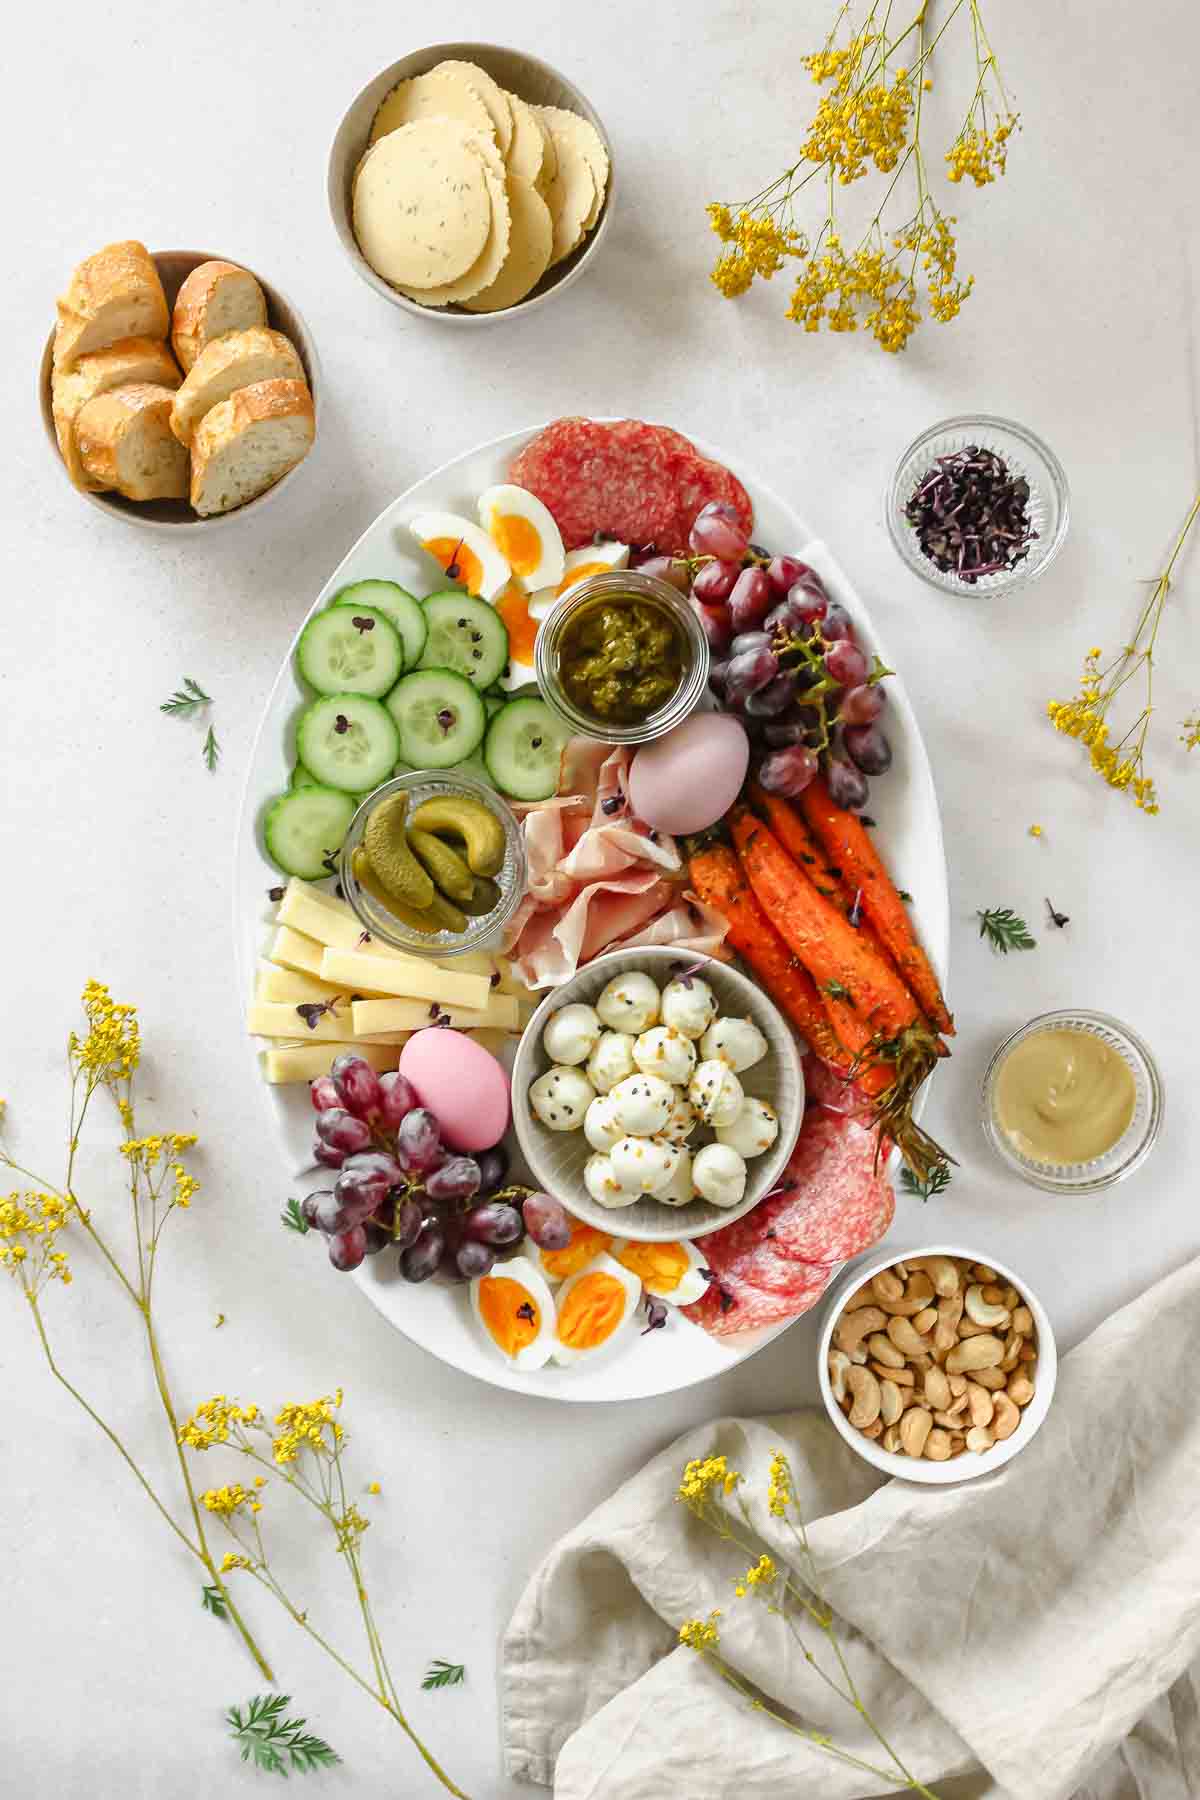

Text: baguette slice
xmin=170 ymin=326 xmax=303 ymax=446
xmin=52 ymin=337 xmax=181 ymax=491
xmin=75 ymin=382 xmax=189 ymax=502
xmin=190 ymin=378 xmax=315 ymax=517
xmin=171 ymin=260 xmax=268 ymax=373
xmin=53 ymin=241 xmax=168 ymax=370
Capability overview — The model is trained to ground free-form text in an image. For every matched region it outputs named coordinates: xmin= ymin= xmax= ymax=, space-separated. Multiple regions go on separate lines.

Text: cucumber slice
xmin=484 ymin=697 xmax=569 ymax=801
xmin=264 ymin=787 xmax=356 ymax=879
xmin=385 ymin=669 xmax=486 ymax=769
xmin=296 ymin=694 xmax=400 ymax=793
xmin=330 ymin=581 xmax=427 ymax=669
xmin=290 ymin=763 xmax=319 ymax=790
xmin=297 ymin=605 xmax=404 ymax=699
xmin=418 ymin=592 xmax=509 ymax=689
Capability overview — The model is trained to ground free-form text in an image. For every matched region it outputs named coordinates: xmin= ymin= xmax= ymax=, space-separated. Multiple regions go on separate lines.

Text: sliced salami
xmin=802 ymin=1052 xmax=880 ymax=1127
xmin=766 ymin=1112 xmax=895 ymax=1264
xmin=681 ymin=1264 xmax=821 ymax=1338
xmin=736 ymin=1241 xmax=832 ymax=1301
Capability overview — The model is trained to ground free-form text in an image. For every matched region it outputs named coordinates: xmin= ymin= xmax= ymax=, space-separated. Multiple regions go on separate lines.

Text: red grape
xmin=839 ymin=683 xmax=886 ymax=725
xmin=767 ymin=555 xmax=813 ymax=596
xmin=762 ymin=719 xmax=807 ymax=748
xmin=310 ymin=1076 xmax=341 ymax=1112
xmin=691 ymin=598 xmax=732 ymax=655
xmin=456 ymin=1240 xmax=496 ymax=1280
xmin=744 ymin=673 xmax=798 ymax=717
xmin=787 ymin=583 xmax=828 ymax=627
xmin=328 ymin=1225 xmax=368 ymax=1271
xmin=300 ymin=1191 xmax=330 ymax=1231
xmin=819 ymin=601 xmax=854 ymax=642
xmin=636 ymin=554 xmax=690 ymax=593
xmin=425 ymin=1156 xmax=482 ymax=1204
xmin=522 ymin=1192 xmax=571 ymax=1250
xmin=463 ymin=1202 xmax=524 ymax=1246
xmin=728 ymin=567 xmax=773 ymax=634
xmin=725 ymin=645 xmax=779 ymax=704
xmin=400 ymin=1223 xmax=444 ymax=1283
xmin=476 ymin=1146 xmax=509 ymax=1196
xmin=826 ymin=756 xmax=870 ymax=809
xmin=396 ymin=1108 xmax=444 ymax=1174
xmin=312 ymin=1192 xmax=349 ymax=1234
xmin=314 ymin=1108 xmax=372 ymax=1155
xmin=730 ymin=630 xmax=771 ymax=657
xmin=377 ymin=1070 xmax=418 ymax=1129
xmin=689 ymin=501 xmax=749 ymax=562
xmin=330 ymin=1054 xmax=383 ymax=1120
xmin=362 ymin=1220 xmax=392 ymax=1256
xmin=393 ymin=1196 xmax=423 ymax=1249
xmin=692 ymin=559 xmax=740 ymax=603
xmin=313 ymin=1142 xmax=345 ymax=1170
xmin=844 ymin=724 xmax=893 ymax=774
xmin=334 ymin=1153 xmax=402 ymax=1223
xmin=825 ymin=640 xmax=868 ymax=687
xmin=758 ymin=745 xmax=819 ymax=797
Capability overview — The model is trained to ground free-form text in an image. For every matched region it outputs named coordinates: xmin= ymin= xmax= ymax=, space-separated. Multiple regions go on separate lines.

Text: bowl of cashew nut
xmin=817 ymin=1244 xmax=1058 ymax=1484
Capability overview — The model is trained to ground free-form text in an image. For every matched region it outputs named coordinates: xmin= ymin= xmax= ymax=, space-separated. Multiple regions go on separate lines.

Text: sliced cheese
xmin=269 ymin=926 xmax=327 ymax=976
xmin=256 ymin=964 xmax=351 ymax=1004
xmin=248 ymin=1001 xmax=409 ymax=1044
xmin=262 ymin=1041 xmax=402 ymax=1085
xmin=320 ymin=947 xmax=491 ymax=1011
xmin=277 ymin=884 xmax=415 ymax=959
xmin=351 ymin=991 xmax=519 ymax=1036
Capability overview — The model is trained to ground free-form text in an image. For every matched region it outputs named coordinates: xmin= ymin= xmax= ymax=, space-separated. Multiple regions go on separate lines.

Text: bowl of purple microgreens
xmin=886 ymin=415 xmax=1069 ymax=596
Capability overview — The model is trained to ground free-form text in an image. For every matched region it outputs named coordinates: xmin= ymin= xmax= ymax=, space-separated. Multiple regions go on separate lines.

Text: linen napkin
xmin=502 ymin=1252 xmax=1200 ymax=1799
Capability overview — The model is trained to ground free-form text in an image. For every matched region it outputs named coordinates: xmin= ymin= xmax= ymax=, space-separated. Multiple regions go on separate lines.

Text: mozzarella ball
xmin=586 ymin=1031 xmax=636 ymax=1095
xmin=656 ymin=1147 xmax=694 ymax=1206
xmin=692 ymin=1143 xmax=748 ymax=1208
xmin=595 ymin=971 xmax=661 ymax=1033
xmin=661 ymin=1092 xmax=698 ymax=1145
xmin=609 ymin=1135 xmax=681 ymax=1196
xmin=609 ymin=1074 xmax=676 ymax=1138
xmin=542 ymin=1003 xmax=602 ymax=1067
xmin=715 ymin=1096 xmax=780 ymax=1159
xmin=688 ymin=1060 xmax=744 ymax=1128
xmin=660 ymin=976 xmax=718 ymax=1040
xmin=699 ymin=1015 xmax=769 ymax=1074
xmin=633 ymin=1025 xmax=697 ymax=1087
xmin=584 ymin=1152 xmax=640 ymax=1209
xmin=529 ymin=1066 xmax=594 ymax=1131
xmin=584 ymin=1093 xmax=625 ymax=1153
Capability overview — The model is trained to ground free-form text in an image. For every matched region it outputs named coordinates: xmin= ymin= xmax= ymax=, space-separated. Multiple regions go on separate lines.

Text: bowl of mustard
xmin=981 ymin=1009 xmax=1163 ymax=1194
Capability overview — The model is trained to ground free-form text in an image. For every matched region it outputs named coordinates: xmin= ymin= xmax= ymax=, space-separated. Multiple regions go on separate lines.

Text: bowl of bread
xmin=41 ymin=243 xmax=319 ymax=528
xmin=329 ymin=45 xmax=612 ymax=322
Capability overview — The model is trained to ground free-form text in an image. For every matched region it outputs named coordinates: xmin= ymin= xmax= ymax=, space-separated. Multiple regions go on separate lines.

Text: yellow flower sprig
xmin=1047 ymin=494 xmax=1200 ymax=814
xmin=676 ymin=1448 xmax=941 ymax=1797
xmin=706 ymin=0 xmax=1016 ymax=351
xmin=0 ymin=983 xmax=468 ymax=1800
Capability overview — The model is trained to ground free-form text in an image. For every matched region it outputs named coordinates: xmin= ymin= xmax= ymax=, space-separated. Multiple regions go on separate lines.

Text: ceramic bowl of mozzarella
xmin=511 ymin=945 xmax=804 ymax=1243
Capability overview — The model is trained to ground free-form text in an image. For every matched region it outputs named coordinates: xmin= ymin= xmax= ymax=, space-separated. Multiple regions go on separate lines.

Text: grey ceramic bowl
xmin=329 ymin=42 xmax=614 ymax=324
xmin=40 ymin=250 xmax=320 ymax=531
xmin=512 ymin=946 xmax=804 ymax=1243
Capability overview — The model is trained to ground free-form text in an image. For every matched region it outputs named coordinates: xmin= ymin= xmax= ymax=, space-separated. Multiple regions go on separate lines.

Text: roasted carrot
xmin=687 ymin=841 xmax=852 ymax=1073
xmin=798 ymin=776 xmax=954 ymax=1035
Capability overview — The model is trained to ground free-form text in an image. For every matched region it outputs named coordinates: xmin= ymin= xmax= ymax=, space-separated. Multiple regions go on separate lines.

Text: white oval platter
xmin=235 ymin=422 xmax=949 ymax=1402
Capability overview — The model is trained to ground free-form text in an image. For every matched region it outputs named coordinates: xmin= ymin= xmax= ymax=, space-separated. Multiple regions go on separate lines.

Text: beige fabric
xmin=502 ymin=1253 xmax=1200 ymax=1799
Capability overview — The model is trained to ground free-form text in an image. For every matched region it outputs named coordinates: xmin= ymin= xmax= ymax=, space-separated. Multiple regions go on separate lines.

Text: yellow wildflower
xmin=272 ymin=1394 xmax=346 ymax=1465
xmin=201 ymin=1482 xmax=255 ymax=1519
xmin=0 ymin=1192 xmax=75 ymax=1289
xmin=172 ymin=1165 xmax=200 ymax=1209
xmin=767 ymin=1451 xmax=794 ymax=1518
xmin=679 ymin=1610 xmax=722 ymax=1652
xmin=69 ymin=982 xmax=140 ymax=1082
xmin=367 ymin=1481 xmax=381 ymax=1495
xmin=1181 ymin=713 xmax=1200 ymax=750
xmin=677 ymin=1455 xmax=741 ymax=1505
xmin=707 ymin=206 xmax=806 ymax=299
xmin=946 ymin=116 xmax=1017 ymax=186
xmin=177 ymin=1395 xmax=260 ymax=1450
xmin=220 ymin=1552 xmax=251 ymax=1573
xmin=334 ymin=1504 xmax=370 ymax=1552
xmin=1028 ymin=824 xmax=1043 ymax=838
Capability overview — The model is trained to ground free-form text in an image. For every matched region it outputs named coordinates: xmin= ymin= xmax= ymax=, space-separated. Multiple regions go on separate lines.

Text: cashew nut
xmin=965 ymin=1284 xmax=1012 ymax=1330
xmin=972 ymin=1262 xmax=999 ymax=1282
xmin=913 ymin=1306 xmax=939 ymax=1335
xmin=923 ymin=1366 xmax=952 ymax=1411
xmin=871 ymin=1269 xmax=905 ymax=1304
xmin=972 ymin=1365 xmax=1007 ymax=1391
xmin=908 ymin=1254 xmax=960 ymax=1297
xmin=933 ymin=1407 xmax=967 ymax=1429
xmin=835 ymin=1305 xmax=887 ymax=1353
xmin=861 ymin=1417 xmax=884 ymax=1440
xmin=848 ymin=1343 xmax=869 ymax=1364
xmin=881 ymin=1424 xmax=902 ymax=1454
xmin=847 ymin=1365 xmax=882 ymax=1427
xmin=966 ymin=1382 xmax=995 ymax=1429
xmin=923 ymin=1427 xmax=953 ymax=1461
xmin=871 ymin=1360 xmax=914 ymax=1386
xmin=887 ymin=1314 xmax=933 ymax=1358
xmin=991 ymin=1393 xmax=1021 ymax=1439
xmin=866 ymin=1332 xmax=906 ymax=1369
xmin=1006 ymin=1372 xmax=1035 ymax=1407
xmin=933 ymin=1290 xmax=964 ymax=1355
xmin=979 ymin=1282 xmax=1006 ymax=1305
xmin=948 ymin=1433 xmax=967 ymax=1456
xmin=827 ymin=1348 xmax=852 ymax=1403
xmin=1002 ymin=1285 xmax=1020 ymax=1310
xmin=1019 ymin=1342 xmax=1037 ymax=1364
xmin=872 ymin=1271 xmax=935 ymax=1317
xmin=1011 ymin=1305 xmax=1033 ymax=1336
xmin=1000 ymin=1331 xmax=1024 ymax=1372
xmin=908 ymin=1352 xmax=933 ymax=1373
xmin=945 ymin=1333 xmax=1004 ymax=1374
xmin=880 ymin=1378 xmax=904 ymax=1426
xmin=844 ymin=1279 xmax=878 ymax=1312
xmin=899 ymin=1406 xmax=932 ymax=1458
xmin=958 ymin=1316 xmax=1000 ymax=1339
xmin=965 ymin=1425 xmax=995 ymax=1454
xmin=947 ymin=1373 xmax=968 ymax=1397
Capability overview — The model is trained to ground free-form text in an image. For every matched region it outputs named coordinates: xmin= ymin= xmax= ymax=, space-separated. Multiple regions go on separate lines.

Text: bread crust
xmin=52 ymin=337 xmax=181 ymax=491
xmin=190 ymin=377 xmax=315 ymax=515
xmin=53 ymin=241 xmax=168 ymax=370
xmin=170 ymin=326 xmax=303 ymax=445
xmin=170 ymin=260 xmax=267 ymax=373
xmin=75 ymin=381 xmax=189 ymax=501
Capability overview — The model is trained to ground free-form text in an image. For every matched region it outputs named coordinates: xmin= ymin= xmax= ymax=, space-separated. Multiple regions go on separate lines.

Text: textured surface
xmin=2 ymin=0 xmax=1198 ymax=1795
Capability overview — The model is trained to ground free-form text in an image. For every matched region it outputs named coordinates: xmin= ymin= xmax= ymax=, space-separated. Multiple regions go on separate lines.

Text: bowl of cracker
xmin=329 ymin=44 xmax=613 ymax=321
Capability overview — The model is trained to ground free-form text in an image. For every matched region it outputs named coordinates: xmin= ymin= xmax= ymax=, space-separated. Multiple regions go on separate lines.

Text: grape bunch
xmin=634 ymin=503 xmax=892 ymax=811
xmin=302 ymin=1054 xmax=570 ymax=1283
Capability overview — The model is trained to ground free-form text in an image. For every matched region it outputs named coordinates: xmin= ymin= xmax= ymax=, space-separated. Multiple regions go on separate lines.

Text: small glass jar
xmin=886 ymin=415 xmax=1070 ymax=597
xmin=340 ymin=770 xmax=526 ymax=959
xmin=981 ymin=1009 xmax=1163 ymax=1194
xmin=534 ymin=568 xmax=709 ymax=745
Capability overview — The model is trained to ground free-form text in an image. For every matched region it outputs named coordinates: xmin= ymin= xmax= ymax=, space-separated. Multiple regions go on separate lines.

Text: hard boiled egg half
xmin=497 ymin=539 xmax=633 ymax=692
xmin=528 ymin=541 xmax=630 ymax=621
xmin=408 ymin=513 xmax=510 ymax=602
xmin=528 ymin=1218 xmax=613 ymax=1286
xmin=470 ymin=1256 xmax=557 ymax=1370
xmin=612 ymin=1237 xmax=710 ymax=1306
xmin=478 ymin=486 xmax=565 ymax=591
xmin=551 ymin=1252 xmax=641 ymax=1365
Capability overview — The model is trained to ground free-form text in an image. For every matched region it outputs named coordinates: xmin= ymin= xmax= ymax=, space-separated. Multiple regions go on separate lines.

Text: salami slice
xmin=682 ymin=1263 xmax=822 ymax=1337
xmin=736 ymin=1241 xmax=832 ymax=1301
xmin=802 ymin=1052 xmax=880 ymax=1127
xmin=766 ymin=1113 xmax=895 ymax=1264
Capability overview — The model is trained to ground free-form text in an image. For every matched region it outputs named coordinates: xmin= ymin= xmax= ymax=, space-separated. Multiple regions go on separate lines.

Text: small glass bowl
xmin=534 ymin=568 xmax=710 ymax=745
xmin=340 ymin=770 xmax=526 ymax=959
xmin=981 ymin=1009 xmax=1163 ymax=1195
xmin=886 ymin=415 xmax=1070 ymax=597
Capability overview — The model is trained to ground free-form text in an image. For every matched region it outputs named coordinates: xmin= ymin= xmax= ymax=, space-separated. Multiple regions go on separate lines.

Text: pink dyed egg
xmin=628 ymin=713 xmax=750 ymax=835
xmin=398 ymin=1028 xmax=510 ymax=1151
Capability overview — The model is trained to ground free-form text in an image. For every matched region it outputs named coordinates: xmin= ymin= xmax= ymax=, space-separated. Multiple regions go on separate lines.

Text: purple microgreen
xmin=668 ymin=958 xmax=708 ymax=988
xmin=437 ymin=709 xmax=455 ymax=734
xmin=296 ymin=998 xmax=340 ymax=1030
xmin=1045 ymin=897 xmax=1070 ymax=929
xmin=641 ymin=1299 xmax=669 ymax=1335
xmin=444 ymin=538 xmax=465 ymax=582
xmin=516 ymin=1301 xmax=536 ymax=1323
xmin=350 ymin=615 xmax=375 ymax=634
xmin=600 ymin=795 xmax=624 ymax=816
xmin=717 ymin=1286 xmax=736 ymax=1314
xmin=321 ymin=849 xmax=339 ymax=876
xmin=904 ymin=446 xmax=1036 ymax=584
xmin=334 ymin=714 xmax=350 ymax=735
xmin=267 ymin=885 xmax=285 ymax=903
xmin=357 ymin=930 xmax=371 ymax=947
xmin=848 ymin=887 xmax=864 ymax=929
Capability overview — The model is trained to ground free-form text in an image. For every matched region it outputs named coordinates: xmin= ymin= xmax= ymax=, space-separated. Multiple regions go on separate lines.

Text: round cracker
xmin=537 ymin=105 xmax=609 ymax=229
xmin=505 ymin=93 xmax=544 ymax=185
xmin=370 ymin=68 xmax=496 ymax=147
xmin=429 ymin=59 xmax=513 ymax=155
xmin=533 ymin=108 xmax=557 ymax=192
xmin=541 ymin=119 xmax=596 ymax=266
xmin=398 ymin=147 xmax=512 ymax=306
xmin=463 ymin=176 xmax=553 ymax=312
xmin=353 ymin=121 xmax=492 ymax=289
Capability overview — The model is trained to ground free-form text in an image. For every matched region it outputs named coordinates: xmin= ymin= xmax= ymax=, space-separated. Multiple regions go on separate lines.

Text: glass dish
xmin=981 ymin=1009 xmax=1163 ymax=1194
xmin=886 ymin=415 xmax=1070 ymax=597
xmin=340 ymin=770 xmax=525 ymax=958
xmin=534 ymin=568 xmax=709 ymax=745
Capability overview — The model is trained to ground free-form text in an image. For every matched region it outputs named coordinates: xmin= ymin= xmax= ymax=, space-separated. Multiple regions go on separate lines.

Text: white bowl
xmin=817 ymin=1243 xmax=1058 ymax=1485
xmin=328 ymin=42 xmax=614 ymax=324
xmin=511 ymin=945 xmax=804 ymax=1243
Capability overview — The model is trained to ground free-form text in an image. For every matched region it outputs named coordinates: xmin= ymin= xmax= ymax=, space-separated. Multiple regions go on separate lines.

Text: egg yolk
xmin=615 ymin=1241 xmax=690 ymax=1294
xmin=495 ymin=585 xmax=540 ymax=664
xmin=540 ymin=1225 xmax=612 ymax=1282
xmin=556 ymin=1272 xmax=628 ymax=1350
xmin=556 ymin=560 xmax=612 ymax=597
xmin=478 ymin=1277 xmax=541 ymax=1357
xmin=423 ymin=535 xmax=484 ymax=596
xmin=490 ymin=512 xmax=544 ymax=579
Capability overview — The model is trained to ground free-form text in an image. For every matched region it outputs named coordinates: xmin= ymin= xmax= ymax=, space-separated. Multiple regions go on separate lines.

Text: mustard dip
xmin=995 ymin=1028 xmax=1136 ymax=1166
